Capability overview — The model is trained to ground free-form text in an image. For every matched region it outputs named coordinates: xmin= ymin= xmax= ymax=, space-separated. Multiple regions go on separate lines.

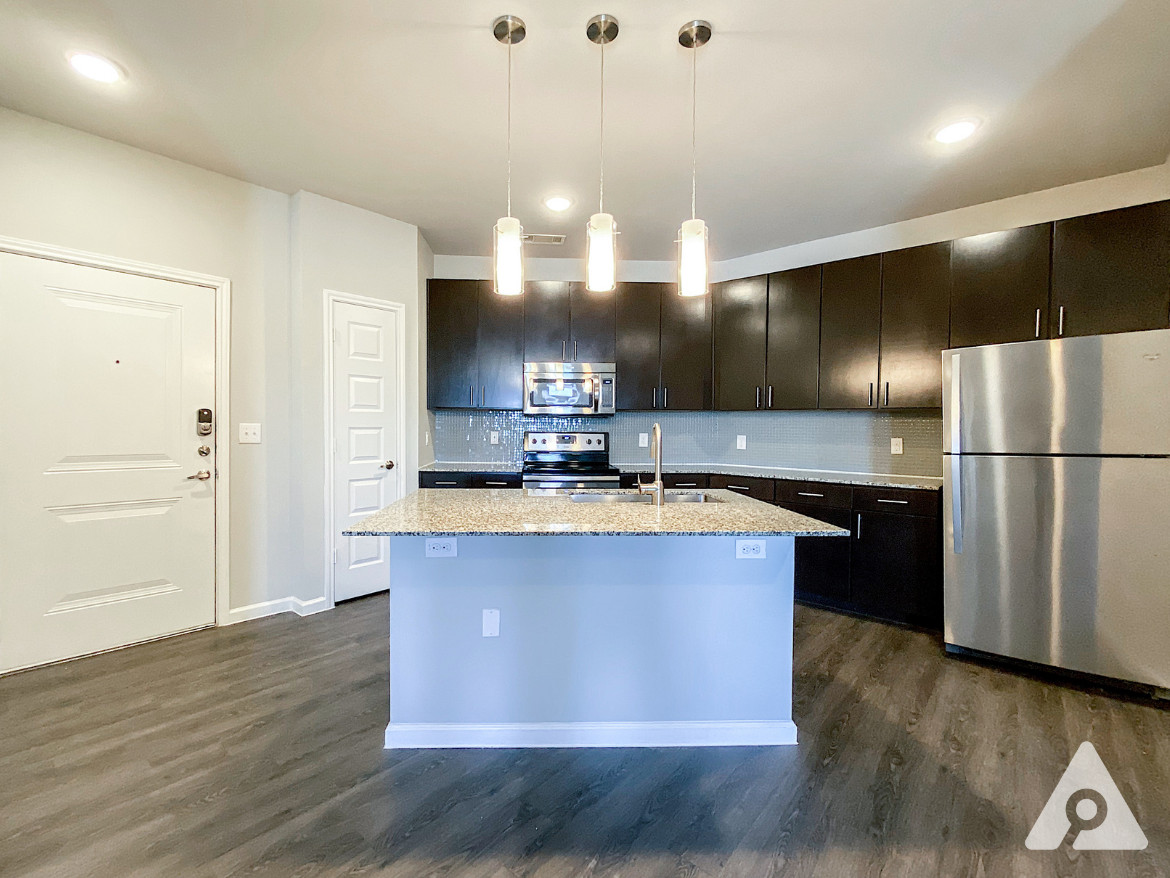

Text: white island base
xmin=384 ymin=534 xmax=797 ymax=749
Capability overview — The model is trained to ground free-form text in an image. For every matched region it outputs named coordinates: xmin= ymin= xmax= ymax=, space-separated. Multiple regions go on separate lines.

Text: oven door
xmin=524 ymin=374 xmax=599 ymax=415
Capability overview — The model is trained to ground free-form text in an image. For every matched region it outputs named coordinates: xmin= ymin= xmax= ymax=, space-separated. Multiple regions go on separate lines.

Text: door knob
xmin=187 ymin=470 xmax=212 ymax=481
xmin=380 ymin=460 xmax=395 ymax=470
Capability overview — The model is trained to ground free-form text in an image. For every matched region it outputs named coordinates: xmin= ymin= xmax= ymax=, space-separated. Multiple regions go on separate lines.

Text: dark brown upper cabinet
xmin=1052 ymin=201 xmax=1170 ymax=338
xmin=766 ymin=266 xmax=822 ymax=410
xmin=569 ymin=283 xmax=617 ymax=362
xmin=476 ymin=283 xmax=525 ymax=409
xmin=878 ymin=242 xmax=952 ymax=408
xmin=713 ymin=276 xmax=768 ymax=410
xmin=615 ymin=282 xmax=663 ymax=410
xmin=660 ymin=288 xmax=714 ymax=410
xmin=950 ymin=223 xmax=1052 ymax=348
xmin=818 ymin=254 xmax=882 ymax=409
xmin=427 ymin=279 xmax=481 ymax=408
xmin=522 ymin=281 xmax=571 ymax=362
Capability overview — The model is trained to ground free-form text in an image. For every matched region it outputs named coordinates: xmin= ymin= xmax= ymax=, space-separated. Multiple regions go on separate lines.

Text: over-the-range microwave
xmin=523 ymin=362 xmax=615 ymax=416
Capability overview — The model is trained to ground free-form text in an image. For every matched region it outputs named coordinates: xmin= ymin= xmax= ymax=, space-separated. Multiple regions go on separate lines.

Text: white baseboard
xmin=225 ymin=595 xmax=333 ymax=624
xmin=384 ymin=720 xmax=798 ymax=749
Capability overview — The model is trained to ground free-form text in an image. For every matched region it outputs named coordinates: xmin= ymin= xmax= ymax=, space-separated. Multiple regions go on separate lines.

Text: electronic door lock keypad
xmin=196 ymin=408 xmax=213 ymax=436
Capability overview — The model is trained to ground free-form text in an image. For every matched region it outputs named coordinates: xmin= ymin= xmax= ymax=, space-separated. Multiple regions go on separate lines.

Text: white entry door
xmin=331 ymin=299 xmax=400 ymax=602
xmin=0 ymin=253 xmax=217 ymax=674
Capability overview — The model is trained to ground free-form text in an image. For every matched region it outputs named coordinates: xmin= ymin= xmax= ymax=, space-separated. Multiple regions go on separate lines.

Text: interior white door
xmin=332 ymin=300 xmax=400 ymax=602
xmin=0 ymin=253 xmax=217 ymax=673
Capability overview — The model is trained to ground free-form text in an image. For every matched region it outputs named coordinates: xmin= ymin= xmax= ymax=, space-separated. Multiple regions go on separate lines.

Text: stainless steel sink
xmin=570 ymin=492 xmax=718 ymax=504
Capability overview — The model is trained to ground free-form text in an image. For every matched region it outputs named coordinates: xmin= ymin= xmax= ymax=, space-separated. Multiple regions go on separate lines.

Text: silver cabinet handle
xmin=869 ymin=383 xmax=874 ymax=407
xmin=470 ymin=384 xmax=475 ymax=406
xmin=663 ymin=386 xmax=668 ymax=408
xmin=1035 ymin=308 xmax=1041 ymax=338
xmin=574 ymin=340 xmax=578 ymax=361
xmin=877 ymin=498 xmax=909 ymax=505
xmin=768 ymin=385 xmax=774 ymax=408
xmin=675 ymin=482 xmax=698 ymax=487
xmin=484 ymin=481 xmax=509 ymax=486
xmin=435 ymin=481 xmax=458 ymax=486
xmin=856 ymin=513 xmax=862 ymax=539
xmin=885 ymin=382 xmax=890 ymax=407
xmin=480 ymin=386 xmax=485 ymax=407
xmin=797 ymin=491 xmax=824 ymax=498
xmin=652 ymin=387 xmax=657 ymax=408
xmin=1058 ymin=305 xmax=1065 ymax=337
xmin=186 ymin=470 xmax=212 ymax=481
xmin=727 ymin=485 xmax=749 ymax=491
xmin=561 ymin=340 xmax=566 ymax=360
xmin=756 ymin=386 xmax=761 ymax=409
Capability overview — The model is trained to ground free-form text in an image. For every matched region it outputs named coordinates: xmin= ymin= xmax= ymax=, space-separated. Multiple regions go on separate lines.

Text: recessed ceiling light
xmin=543 ymin=196 xmax=574 ymax=212
xmin=68 ymin=52 xmax=125 ymax=83
xmin=932 ymin=118 xmax=980 ymax=144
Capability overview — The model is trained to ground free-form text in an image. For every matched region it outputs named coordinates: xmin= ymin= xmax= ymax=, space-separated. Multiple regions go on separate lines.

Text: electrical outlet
xmin=736 ymin=435 xmax=747 ymax=450
xmin=490 ymin=431 xmax=500 ymax=445
xmin=736 ymin=539 xmax=766 ymax=559
xmin=639 ymin=433 xmax=649 ymax=448
xmin=482 ymin=609 xmax=500 ymax=637
xmin=239 ymin=423 xmax=262 ymax=444
xmin=425 ymin=538 xmax=457 ymax=558
xmin=891 ymin=437 xmax=904 ymax=455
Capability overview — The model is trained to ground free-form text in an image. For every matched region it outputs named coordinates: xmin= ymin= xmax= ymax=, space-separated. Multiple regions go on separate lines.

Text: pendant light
xmin=585 ymin=14 xmax=619 ymax=292
xmin=677 ymin=20 xmax=712 ymax=297
xmin=492 ymin=15 xmax=526 ymax=296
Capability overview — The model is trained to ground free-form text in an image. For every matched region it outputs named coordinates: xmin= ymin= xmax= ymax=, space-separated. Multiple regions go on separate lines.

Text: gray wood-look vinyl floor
xmin=2 ymin=595 xmax=1167 ymax=878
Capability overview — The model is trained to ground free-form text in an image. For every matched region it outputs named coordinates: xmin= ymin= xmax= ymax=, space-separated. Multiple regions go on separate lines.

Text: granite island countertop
xmin=345 ymin=488 xmax=849 ymax=537
xmin=419 ymin=461 xmax=941 ymax=490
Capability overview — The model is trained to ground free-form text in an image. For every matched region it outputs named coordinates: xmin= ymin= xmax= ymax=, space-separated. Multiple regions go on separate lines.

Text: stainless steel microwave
xmin=523 ymin=362 xmax=616 ymax=416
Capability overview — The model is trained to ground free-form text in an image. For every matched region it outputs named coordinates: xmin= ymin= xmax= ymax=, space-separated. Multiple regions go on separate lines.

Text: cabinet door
xmin=780 ymin=502 xmax=852 ymax=603
xmin=522 ymin=281 xmax=571 ymax=362
xmin=419 ymin=472 xmax=474 ymax=488
xmin=766 ymin=266 xmax=821 ymax=410
xmin=426 ymin=279 xmax=479 ymax=408
xmin=850 ymin=510 xmax=942 ymax=630
xmin=818 ymin=255 xmax=882 ymax=409
xmin=951 ymin=223 xmax=1051 ymax=348
xmin=569 ymin=283 xmax=617 ymax=362
xmin=660 ymin=287 xmax=713 ymax=410
xmin=713 ymin=276 xmax=768 ymax=410
xmin=476 ymin=283 xmax=525 ymax=409
xmin=708 ymin=474 xmax=774 ymax=502
xmin=1052 ymin=201 xmax=1170 ymax=338
xmin=615 ymin=283 xmax=662 ymax=410
xmin=879 ymin=242 xmax=952 ymax=408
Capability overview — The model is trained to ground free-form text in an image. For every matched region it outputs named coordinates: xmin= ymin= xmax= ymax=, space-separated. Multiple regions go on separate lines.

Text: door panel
xmin=766 ymin=266 xmax=821 ymax=410
xmin=569 ymin=283 xmax=616 ymax=362
xmin=944 ymin=455 xmax=1170 ymax=688
xmin=332 ymin=300 xmax=400 ymax=601
xmin=713 ymin=276 xmax=768 ymax=410
xmin=523 ymin=281 xmax=571 ymax=362
xmin=615 ymin=283 xmax=662 ymax=410
xmin=660 ymin=287 xmax=713 ymax=410
xmin=879 ymin=242 xmax=951 ymax=408
xmin=781 ymin=502 xmax=851 ymax=602
xmin=426 ymin=279 xmax=478 ymax=408
xmin=818 ymin=255 xmax=882 ymax=409
xmin=476 ymin=283 xmax=524 ymax=409
xmin=852 ymin=510 xmax=941 ymax=629
xmin=0 ymin=254 xmax=216 ymax=673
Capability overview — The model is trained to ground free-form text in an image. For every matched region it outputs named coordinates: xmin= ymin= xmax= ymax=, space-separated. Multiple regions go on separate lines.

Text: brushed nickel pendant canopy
xmin=491 ymin=14 xmax=526 ymax=45
xmin=586 ymin=14 xmax=619 ymax=45
xmin=678 ymin=20 xmax=712 ymax=49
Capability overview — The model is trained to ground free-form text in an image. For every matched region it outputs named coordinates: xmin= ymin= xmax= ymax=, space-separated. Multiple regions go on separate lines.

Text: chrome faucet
xmin=636 ymin=422 xmax=664 ymax=507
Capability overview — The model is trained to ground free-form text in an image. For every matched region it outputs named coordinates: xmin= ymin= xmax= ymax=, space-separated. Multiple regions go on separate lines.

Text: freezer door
xmin=942 ymin=329 xmax=1170 ymax=455
xmin=944 ymin=454 xmax=1170 ymax=689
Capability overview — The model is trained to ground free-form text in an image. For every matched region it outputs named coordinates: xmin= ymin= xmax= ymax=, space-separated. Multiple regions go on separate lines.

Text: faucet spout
xmin=635 ymin=423 xmax=665 ymax=506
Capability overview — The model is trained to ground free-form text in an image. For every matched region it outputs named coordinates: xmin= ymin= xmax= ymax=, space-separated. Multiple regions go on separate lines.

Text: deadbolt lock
xmin=196 ymin=408 xmax=213 ymax=436
xmin=198 ymin=445 xmax=212 ymax=457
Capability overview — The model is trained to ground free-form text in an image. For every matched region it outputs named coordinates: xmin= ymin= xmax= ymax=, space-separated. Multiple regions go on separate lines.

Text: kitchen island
xmin=345 ymin=488 xmax=846 ymax=748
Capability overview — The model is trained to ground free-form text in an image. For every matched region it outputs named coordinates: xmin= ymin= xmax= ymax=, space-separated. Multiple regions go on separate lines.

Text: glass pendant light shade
xmin=494 ymin=216 xmax=524 ymax=296
xmin=585 ymin=212 xmax=617 ymax=292
xmin=677 ymin=218 xmax=709 ymax=297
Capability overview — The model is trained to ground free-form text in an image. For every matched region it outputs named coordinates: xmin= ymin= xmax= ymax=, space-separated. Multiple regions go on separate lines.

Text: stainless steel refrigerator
xmin=942 ymin=328 xmax=1170 ymax=692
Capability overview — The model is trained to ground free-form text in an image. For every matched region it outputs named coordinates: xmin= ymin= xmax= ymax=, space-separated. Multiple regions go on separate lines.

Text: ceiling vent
xmin=523 ymin=233 xmax=566 ymax=245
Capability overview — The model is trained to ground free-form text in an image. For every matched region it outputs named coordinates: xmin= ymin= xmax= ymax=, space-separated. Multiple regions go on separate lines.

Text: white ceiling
xmin=2 ymin=1 xmax=1169 ymax=260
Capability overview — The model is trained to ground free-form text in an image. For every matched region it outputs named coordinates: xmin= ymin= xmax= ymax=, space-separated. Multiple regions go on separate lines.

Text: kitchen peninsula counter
xmin=346 ymin=489 xmax=845 ymax=750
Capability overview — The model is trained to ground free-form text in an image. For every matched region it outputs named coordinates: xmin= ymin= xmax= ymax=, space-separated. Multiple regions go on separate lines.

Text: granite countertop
xmin=420 ymin=461 xmax=941 ymax=490
xmin=345 ymin=488 xmax=849 ymax=538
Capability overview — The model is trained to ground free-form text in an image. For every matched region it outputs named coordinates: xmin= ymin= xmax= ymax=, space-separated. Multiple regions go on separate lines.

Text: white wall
xmin=0 ymin=106 xmax=429 ymax=619
xmin=433 ymin=159 xmax=1170 ymax=283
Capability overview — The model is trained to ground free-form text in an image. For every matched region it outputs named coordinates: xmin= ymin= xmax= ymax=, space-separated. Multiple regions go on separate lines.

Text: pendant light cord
xmin=506 ymin=38 xmax=513 ymax=218
xmin=599 ymin=40 xmax=605 ymax=214
xmin=690 ymin=44 xmax=697 ymax=221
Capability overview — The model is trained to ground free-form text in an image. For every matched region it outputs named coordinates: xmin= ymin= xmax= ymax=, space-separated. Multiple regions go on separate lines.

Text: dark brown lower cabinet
xmin=420 ymin=472 xmax=520 ymax=489
xmin=850 ymin=509 xmax=942 ymax=629
xmin=786 ymin=503 xmax=851 ymax=603
xmin=707 ymin=474 xmax=775 ymax=502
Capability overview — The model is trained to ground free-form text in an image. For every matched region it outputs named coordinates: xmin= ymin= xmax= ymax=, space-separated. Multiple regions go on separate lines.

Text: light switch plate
xmin=490 ymin=431 xmax=500 ymax=445
xmin=239 ymin=423 xmax=262 ymax=444
xmin=482 ymin=608 xmax=500 ymax=637
xmin=425 ymin=538 xmax=457 ymax=558
xmin=891 ymin=437 xmax=904 ymax=455
xmin=736 ymin=435 xmax=747 ymax=450
xmin=639 ymin=433 xmax=649 ymax=448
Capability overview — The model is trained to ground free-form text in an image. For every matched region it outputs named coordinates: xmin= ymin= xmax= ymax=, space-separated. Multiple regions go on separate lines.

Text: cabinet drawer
xmin=852 ymin=485 xmax=940 ymax=517
xmin=472 ymin=473 xmax=522 ymax=489
xmin=774 ymin=479 xmax=852 ymax=509
xmin=663 ymin=473 xmax=709 ymax=489
xmin=419 ymin=472 xmax=474 ymax=488
xmin=708 ymin=474 xmax=775 ymax=502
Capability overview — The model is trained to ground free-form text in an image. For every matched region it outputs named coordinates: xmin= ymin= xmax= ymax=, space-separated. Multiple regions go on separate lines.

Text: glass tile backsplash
xmin=432 ymin=409 xmax=943 ymax=477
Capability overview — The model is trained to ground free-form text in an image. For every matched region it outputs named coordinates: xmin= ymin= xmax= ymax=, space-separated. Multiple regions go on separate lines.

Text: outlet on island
xmin=735 ymin=539 xmax=766 ymax=559
xmin=425 ymin=538 xmax=457 ymax=558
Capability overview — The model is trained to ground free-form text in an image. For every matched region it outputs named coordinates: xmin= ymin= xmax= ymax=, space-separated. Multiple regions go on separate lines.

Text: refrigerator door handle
xmin=949 ymin=354 xmax=961 ymax=455
xmin=950 ymin=454 xmax=963 ymax=554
